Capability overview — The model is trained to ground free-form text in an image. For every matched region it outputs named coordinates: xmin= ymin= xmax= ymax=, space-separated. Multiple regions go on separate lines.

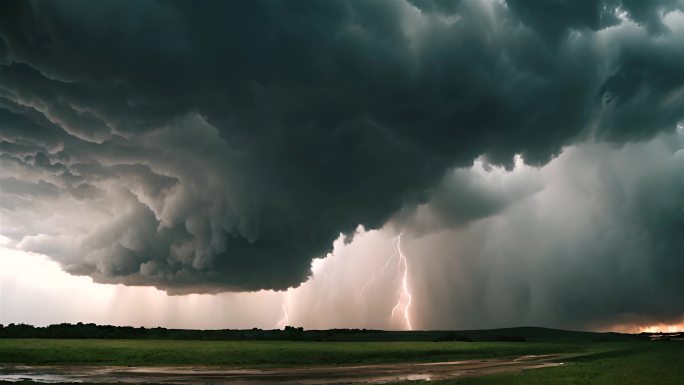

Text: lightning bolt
xmin=359 ymin=244 xmax=398 ymax=296
xmin=359 ymin=233 xmax=414 ymax=330
xmin=390 ymin=233 xmax=413 ymax=330
xmin=276 ymin=290 xmax=292 ymax=329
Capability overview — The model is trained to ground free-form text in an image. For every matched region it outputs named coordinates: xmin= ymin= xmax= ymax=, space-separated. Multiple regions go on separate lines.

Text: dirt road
xmin=0 ymin=354 xmax=566 ymax=384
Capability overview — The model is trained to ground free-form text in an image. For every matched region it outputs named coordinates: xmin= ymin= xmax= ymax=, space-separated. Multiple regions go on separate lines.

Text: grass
xmin=395 ymin=342 xmax=684 ymax=385
xmin=0 ymin=339 xmax=681 ymax=384
xmin=1 ymin=338 xmax=587 ymax=367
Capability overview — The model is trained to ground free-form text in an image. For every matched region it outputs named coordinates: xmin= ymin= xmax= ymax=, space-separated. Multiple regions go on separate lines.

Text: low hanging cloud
xmin=1 ymin=0 xmax=683 ymax=293
xmin=394 ymin=130 xmax=684 ymax=330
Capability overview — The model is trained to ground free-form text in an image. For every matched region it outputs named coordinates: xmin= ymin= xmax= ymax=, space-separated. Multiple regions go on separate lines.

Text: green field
xmin=400 ymin=342 xmax=684 ymax=385
xmin=0 ymin=338 xmax=585 ymax=367
xmin=0 ymin=338 xmax=681 ymax=384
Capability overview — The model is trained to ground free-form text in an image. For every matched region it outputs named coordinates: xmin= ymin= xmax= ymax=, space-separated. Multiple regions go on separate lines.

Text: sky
xmin=0 ymin=0 xmax=683 ymax=333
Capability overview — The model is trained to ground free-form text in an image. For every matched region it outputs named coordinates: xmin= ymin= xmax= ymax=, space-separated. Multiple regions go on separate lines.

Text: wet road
xmin=0 ymin=355 xmax=566 ymax=384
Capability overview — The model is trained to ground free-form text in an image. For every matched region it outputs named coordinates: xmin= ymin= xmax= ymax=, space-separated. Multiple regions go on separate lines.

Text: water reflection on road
xmin=0 ymin=355 xmax=565 ymax=384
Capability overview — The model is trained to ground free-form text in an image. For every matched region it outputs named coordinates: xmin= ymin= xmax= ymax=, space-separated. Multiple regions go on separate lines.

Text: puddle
xmin=0 ymin=354 xmax=568 ymax=384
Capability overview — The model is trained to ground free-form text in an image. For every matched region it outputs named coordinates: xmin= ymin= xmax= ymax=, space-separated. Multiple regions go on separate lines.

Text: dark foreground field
xmin=0 ymin=328 xmax=682 ymax=384
xmin=0 ymin=338 xmax=592 ymax=367
xmin=397 ymin=342 xmax=684 ymax=385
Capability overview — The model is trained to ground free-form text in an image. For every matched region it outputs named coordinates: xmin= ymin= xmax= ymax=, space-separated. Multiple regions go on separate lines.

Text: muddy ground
xmin=0 ymin=354 xmax=569 ymax=384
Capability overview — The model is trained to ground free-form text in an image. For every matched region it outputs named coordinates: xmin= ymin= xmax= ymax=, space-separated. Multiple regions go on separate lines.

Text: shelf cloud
xmin=1 ymin=0 xmax=683 ymax=298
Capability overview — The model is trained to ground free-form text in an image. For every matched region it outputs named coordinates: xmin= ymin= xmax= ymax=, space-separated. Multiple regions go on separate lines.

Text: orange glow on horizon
xmin=610 ymin=322 xmax=684 ymax=334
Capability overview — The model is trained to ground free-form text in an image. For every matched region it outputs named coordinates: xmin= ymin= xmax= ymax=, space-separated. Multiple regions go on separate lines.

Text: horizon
xmin=2 ymin=322 xmax=682 ymax=335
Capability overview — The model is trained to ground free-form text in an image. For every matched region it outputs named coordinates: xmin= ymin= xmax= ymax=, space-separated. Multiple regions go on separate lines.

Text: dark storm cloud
xmin=507 ymin=0 xmax=684 ymax=36
xmin=1 ymin=0 xmax=683 ymax=292
xmin=392 ymin=158 xmax=544 ymax=233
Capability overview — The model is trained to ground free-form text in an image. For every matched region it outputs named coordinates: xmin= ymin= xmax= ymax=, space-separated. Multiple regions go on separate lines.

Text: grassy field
xmin=400 ymin=341 xmax=684 ymax=385
xmin=0 ymin=338 xmax=588 ymax=367
xmin=0 ymin=338 xmax=681 ymax=384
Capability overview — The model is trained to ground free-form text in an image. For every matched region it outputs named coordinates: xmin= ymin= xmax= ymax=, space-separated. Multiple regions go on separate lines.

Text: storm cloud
xmin=1 ymin=0 xmax=683 ymax=294
xmin=396 ymin=130 xmax=684 ymax=330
